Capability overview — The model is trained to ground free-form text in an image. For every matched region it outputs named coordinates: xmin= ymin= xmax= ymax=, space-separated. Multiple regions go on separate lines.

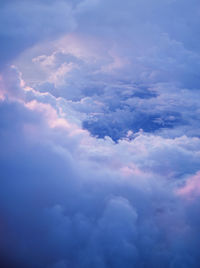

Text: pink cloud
xmin=176 ymin=171 xmax=200 ymax=200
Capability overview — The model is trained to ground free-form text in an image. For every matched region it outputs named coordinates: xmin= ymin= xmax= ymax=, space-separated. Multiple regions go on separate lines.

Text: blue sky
xmin=0 ymin=1 xmax=200 ymax=267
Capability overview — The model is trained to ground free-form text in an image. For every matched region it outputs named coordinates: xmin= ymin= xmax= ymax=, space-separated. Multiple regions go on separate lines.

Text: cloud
xmin=177 ymin=171 xmax=200 ymax=199
xmin=1 ymin=0 xmax=200 ymax=267
xmin=0 ymin=0 xmax=76 ymax=69
xmin=0 ymin=68 xmax=200 ymax=267
xmin=13 ymin=0 xmax=200 ymax=140
xmin=18 ymin=41 xmax=200 ymax=141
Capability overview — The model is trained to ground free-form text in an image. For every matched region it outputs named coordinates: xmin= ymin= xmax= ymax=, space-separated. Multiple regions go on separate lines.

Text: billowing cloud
xmin=0 ymin=67 xmax=200 ymax=267
xmin=1 ymin=0 xmax=200 ymax=267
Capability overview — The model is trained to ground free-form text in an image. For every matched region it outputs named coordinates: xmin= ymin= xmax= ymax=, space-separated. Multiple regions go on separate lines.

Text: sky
xmin=0 ymin=0 xmax=200 ymax=267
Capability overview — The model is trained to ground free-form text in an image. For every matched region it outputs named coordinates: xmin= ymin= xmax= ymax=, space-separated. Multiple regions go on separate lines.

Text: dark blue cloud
xmin=83 ymin=111 xmax=183 ymax=142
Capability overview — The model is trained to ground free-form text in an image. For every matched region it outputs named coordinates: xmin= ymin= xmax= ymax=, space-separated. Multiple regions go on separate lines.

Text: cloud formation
xmin=0 ymin=67 xmax=200 ymax=267
xmin=1 ymin=0 xmax=200 ymax=267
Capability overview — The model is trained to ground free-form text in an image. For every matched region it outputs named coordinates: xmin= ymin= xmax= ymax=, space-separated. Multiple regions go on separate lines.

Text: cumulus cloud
xmin=16 ymin=39 xmax=200 ymax=141
xmin=0 ymin=67 xmax=200 ymax=267
xmin=1 ymin=0 xmax=200 ymax=267
xmin=13 ymin=0 xmax=200 ymax=141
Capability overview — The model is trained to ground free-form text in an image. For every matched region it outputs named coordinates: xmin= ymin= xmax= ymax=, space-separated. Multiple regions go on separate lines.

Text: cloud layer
xmin=1 ymin=1 xmax=200 ymax=267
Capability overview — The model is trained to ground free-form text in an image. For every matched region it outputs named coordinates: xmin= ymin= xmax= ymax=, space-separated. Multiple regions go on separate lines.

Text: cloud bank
xmin=1 ymin=0 xmax=200 ymax=267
